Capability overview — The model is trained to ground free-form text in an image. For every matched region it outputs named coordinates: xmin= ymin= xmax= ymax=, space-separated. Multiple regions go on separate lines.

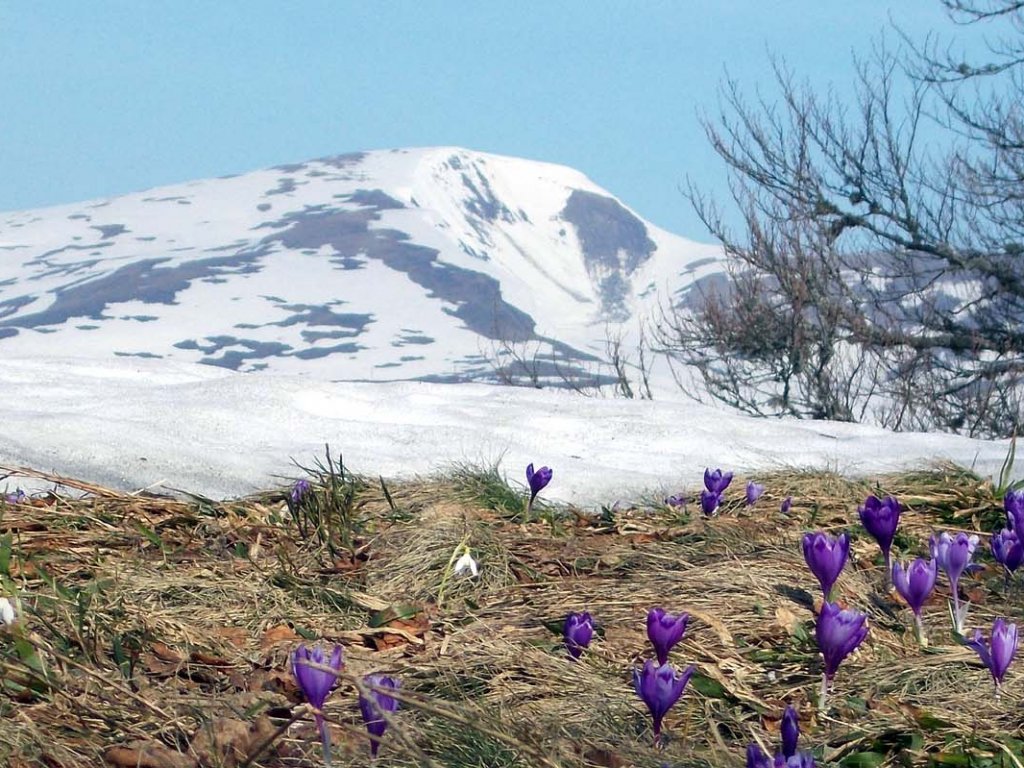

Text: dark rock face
xmin=560 ymin=190 xmax=655 ymax=318
xmin=174 ymin=336 xmax=295 ymax=370
xmin=91 ymin=224 xmax=128 ymax=239
xmin=0 ymin=254 xmax=263 ymax=329
xmin=260 ymin=198 xmax=537 ymax=343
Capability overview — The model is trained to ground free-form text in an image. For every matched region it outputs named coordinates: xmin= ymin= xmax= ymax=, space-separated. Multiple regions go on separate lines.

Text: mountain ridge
xmin=0 ymin=147 xmax=722 ymax=384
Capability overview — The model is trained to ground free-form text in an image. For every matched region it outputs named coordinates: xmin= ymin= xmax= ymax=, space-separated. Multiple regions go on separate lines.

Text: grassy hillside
xmin=0 ymin=458 xmax=1018 ymax=767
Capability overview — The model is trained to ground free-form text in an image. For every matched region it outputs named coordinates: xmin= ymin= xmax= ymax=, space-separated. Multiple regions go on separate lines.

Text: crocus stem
xmin=525 ymin=497 xmax=534 ymax=522
xmin=913 ymin=613 xmax=926 ymax=647
xmin=319 ymin=721 xmax=333 ymax=767
xmin=950 ymin=586 xmax=962 ymax=633
xmin=818 ymin=673 xmax=829 ymax=713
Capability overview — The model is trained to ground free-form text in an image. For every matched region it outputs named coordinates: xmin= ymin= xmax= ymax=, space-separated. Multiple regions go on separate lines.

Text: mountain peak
xmin=0 ymin=148 xmax=721 ymax=383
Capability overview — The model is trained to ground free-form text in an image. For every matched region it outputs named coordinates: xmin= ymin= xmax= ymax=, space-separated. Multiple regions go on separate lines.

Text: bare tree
xmin=482 ymin=322 xmax=655 ymax=399
xmin=483 ymin=335 xmax=545 ymax=388
xmin=660 ymin=2 xmax=1024 ymax=437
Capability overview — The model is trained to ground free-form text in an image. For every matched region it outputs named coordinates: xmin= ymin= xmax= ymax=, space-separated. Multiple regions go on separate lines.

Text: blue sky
xmin=0 ymin=2 xmax=969 ymax=240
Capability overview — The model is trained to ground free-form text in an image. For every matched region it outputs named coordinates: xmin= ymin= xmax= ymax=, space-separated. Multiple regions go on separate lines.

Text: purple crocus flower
xmin=3 ymin=489 xmax=26 ymax=505
xmin=700 ymin=490 xmax=722 ymax=516
xmin=746 ymin=744 xmax=772 ymax=768
xmin=780 ymin=496 xmax=793 ymax=514
xmin=930 ymin=531 xmax=979 ymax=632
xmin=858 ymin=495 xmax=901 ymax=576
xmin=563 ymin=611 xmax=594 ymax=660
xmin=292 ymin=643 xmax=343 ymax=719
xmin=704 ymin=468 xmax=734 ymax=495
xmin=647 ymin=608 xmax=690 ymax=666
xmin=664 ymin=494 xmax=686 ymax=508
xmin=891 ymin=557 xmax=937 ymax=644
xmin=992 ymin=528 xmax=1024 ymax=574
xmin=746 ymin=746 xmax=813 ymax=768
xmin=930 ymin=532 xmax=979 ymax=586
xmin=292 ymin=642 xmax=344 ymax=759
xmin=290 ymin=478 xmax=312 ymax=507
xmin=746 ymin=481 xmax=765 ymax=506
xmin=632 ymin=660 xmax=696 ymax=743
xmin=815 ymin=602 xmax=868 ymax=710
xmin=780 ymin=704 xmax=799 ymax=758
xmin=358 ymin=674 xmax=401 ymax=758
xmin=891 ymin=558 xmax=938 ymax=616
xmin=526 ymin=463 xmax=553 ymax=516
xmin=1005 ymin=489 xmax=1024 ymax=533
xmin=964 ymin=617 xmax=1019 ymax=692
xmin=801 ymin=532 xmax=850 ymax=600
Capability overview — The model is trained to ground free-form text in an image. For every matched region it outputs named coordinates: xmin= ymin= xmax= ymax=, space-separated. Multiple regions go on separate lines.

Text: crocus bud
xmin=700 ymin=490 xmax=721 ymax=516
xmin=289 ymin=478 xmax=312 ymax=507
xmin=1005 ymin=489 xmax=1024 ymax=533
xmin=930 ymin=531 xmax=980 ymax=633
xmin=965 ymin=617 xmax=1018 ymax=691
xmin=816 ymin=602 xmax=868 ymax=682
xmin=632 ymin=660 xmax=695 ymax=741
xmin=746 ymin=481 xmax=765 ymax=506
xmin=858 ymin=495 xmax=901 ymax=572
xmin=359 ymin=674 xmax=401 ymax=758
xmin=704 ymin=468 xmax=734 ymax=495
xmin=780 ymin=496 xmax=793 ymax=514
xmin=563 ymin=611 xmax=593 ymax=660
xmin=780 ymin=704 xmax=800 ymax=758
xmin=992 ymin=529 xmax=1024 ymax=574
xmin=292 ymin=643 xmax=344 ymax=740
xmin=930 ymin=531 xmax=979 ymax=594
xmin=746 ymin=743 xmax=771 ymax=768
xmin=891 ymin=558 xmax=937 ymax=616
xmin=801 ymin=532 xmax=850 ymax=599
xmin=526 ymin=463 xmax=552 ymax=502
xmin=646 ymin=608 xmax=689 ymax=666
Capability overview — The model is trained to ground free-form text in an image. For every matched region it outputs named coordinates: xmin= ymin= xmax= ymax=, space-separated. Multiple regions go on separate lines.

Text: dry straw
xmin=0 ymin=460 xmax=1018 ymax=766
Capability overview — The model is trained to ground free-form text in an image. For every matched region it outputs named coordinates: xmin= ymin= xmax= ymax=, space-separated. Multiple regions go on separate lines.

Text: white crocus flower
xmin=0 ymin=597 xmax=16 ymax=627
xmin=453 ymin=549 xmax=479 ymax=578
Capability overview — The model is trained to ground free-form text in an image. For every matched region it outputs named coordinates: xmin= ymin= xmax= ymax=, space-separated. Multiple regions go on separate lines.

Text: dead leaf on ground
xmin=189 ymin=716 xmax=276 ymax=768
xmin=188 ymin=649 xmax=230 ymax=666
xmin=688 ymin=607 xmax=735 ymax=647
xmin=104 ymin=741 xmax=196 ymax=768
xmin=769 ymin=605 xmax=803 ymax=638
xmin=260 ymin=624 xmax=299 ymax=651
xmin=248 ymin=667 xmax=298 ymax=696
xmin=143 ymin=654 xmax=182 ymax=677
xmin=578 ymin=745 xmax=627 ymax=767
xmin=151 ymin=642 xmax=184 ymax=663
xmin=370 ymin=614 xmax=430 ymax=651
xmin=214 ymin=626 xmax=250 ymax=649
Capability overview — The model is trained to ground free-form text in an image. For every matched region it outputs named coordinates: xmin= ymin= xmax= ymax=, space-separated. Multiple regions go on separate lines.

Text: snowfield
xmin=0 ymin=356 xmax=1014 ymax=504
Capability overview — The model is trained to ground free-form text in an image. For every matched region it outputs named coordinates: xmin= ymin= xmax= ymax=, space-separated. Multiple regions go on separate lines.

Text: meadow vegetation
xmin=0 ymin=457 xmax=1021 ymax=767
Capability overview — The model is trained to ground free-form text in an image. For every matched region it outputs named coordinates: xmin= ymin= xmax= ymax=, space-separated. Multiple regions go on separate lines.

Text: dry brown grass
xmin=0 ymin=460 xmax=1020 ymax=767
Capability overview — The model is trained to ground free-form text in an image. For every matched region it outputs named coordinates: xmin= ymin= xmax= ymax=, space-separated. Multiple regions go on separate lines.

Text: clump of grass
xmin=416 ymin=711 xmax=529 ymax=767
xmin=447 ymin=461 xmax=524 ymax=518
xmin=287 ymin=444 xmax=368 ymax=558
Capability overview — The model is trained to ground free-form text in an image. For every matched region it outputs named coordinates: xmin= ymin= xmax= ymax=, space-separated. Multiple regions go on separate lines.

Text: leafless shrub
xmin=663 ymin=2 xmax=1024 ymax=437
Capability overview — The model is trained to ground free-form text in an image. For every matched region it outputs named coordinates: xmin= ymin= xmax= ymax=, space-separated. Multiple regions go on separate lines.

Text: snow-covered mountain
xmin=0 ymin=147 xmax=721 ymax=383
